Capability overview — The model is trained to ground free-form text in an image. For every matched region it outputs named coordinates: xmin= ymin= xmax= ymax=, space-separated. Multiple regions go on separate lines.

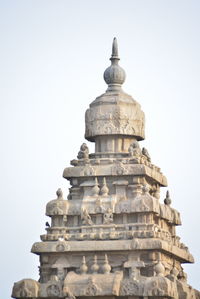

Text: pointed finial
xmin=91 ymin=255 xmax=99 ymax=273
xmin=80 ymin=256 xmax=88 ymax=274
xmin=92 ymin=177 xmax=100 ymax=196
xmin=104 ymin=37 xmax=126 ymax=92
xmin=111 ymin=37 xmax=119 ymax=59
xmin=102 ymin=254 xmax=111 ymax=274
xmin=101 ymin=177 xmax=109 ymax=196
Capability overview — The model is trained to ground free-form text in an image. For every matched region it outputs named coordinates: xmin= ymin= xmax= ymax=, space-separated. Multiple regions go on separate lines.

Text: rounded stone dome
xmin=131 ymin=191 xmax=160 ymax=213
xmin=104 ymin=63 xmax=126 ymax=86
xmin=46 ymin=199 xmax=67 ymax=216
xmin=46 ymin=189 xmax=67 ymax=216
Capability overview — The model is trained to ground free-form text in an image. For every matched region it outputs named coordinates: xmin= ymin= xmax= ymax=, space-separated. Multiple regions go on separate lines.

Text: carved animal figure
xmin=128 ymin=141 xmax=142 ymax=157
xmin=77 ymin=143 xmax=89 ymax=159
xmin=142 ymin=147 xmax=151 ymax=162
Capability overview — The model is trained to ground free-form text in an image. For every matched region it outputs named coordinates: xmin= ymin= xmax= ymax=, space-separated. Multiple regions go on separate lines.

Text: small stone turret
xmin=12 ymin=38 xmax=199 ymax=299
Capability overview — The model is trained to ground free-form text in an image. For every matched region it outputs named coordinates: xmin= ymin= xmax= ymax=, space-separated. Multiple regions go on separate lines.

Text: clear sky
xmin=1 ymin=0 xmax=200 ymax=298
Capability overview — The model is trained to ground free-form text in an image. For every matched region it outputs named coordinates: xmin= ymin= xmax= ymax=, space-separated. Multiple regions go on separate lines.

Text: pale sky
xmin=1 ymin=1 xmax=200 ymax=298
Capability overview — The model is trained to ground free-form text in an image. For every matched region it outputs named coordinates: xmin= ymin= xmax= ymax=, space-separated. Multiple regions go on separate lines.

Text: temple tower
xmin=12 ymin=38 xmax=200 ymax=299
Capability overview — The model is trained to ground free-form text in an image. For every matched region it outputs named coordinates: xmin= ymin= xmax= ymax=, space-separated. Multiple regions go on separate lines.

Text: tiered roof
xmin=12 ymin=38 xmax=200 ymax=299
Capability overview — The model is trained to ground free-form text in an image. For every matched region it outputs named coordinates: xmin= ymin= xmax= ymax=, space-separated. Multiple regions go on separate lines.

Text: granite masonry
xmin=12 ymin=38 xmax=200 ymax=299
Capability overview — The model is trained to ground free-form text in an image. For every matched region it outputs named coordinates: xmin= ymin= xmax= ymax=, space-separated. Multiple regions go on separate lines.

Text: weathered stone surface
xmin=12 ymin=279 xmax=40 ymax=298
xmin=31 ymin=239 xmax=194 ymax=263
xmin=12 ymin=38 xmax=200 ymax=299
xmin=64 ymin=271 xmax=123 ymax=296
xmin=85 ymin=91 xmax=145 ymax=141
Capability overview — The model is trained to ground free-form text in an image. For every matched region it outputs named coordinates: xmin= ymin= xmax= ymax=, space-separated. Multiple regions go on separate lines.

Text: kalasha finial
xmin=164 ymin=190 xmax=172 ymax=205
xmin=80 ymin=256 xmax=88 ymax=274
xmin=102 ymin=254 xmax=111 ymax=274
xmin=103 ymin=37 xmax=126 ymax=92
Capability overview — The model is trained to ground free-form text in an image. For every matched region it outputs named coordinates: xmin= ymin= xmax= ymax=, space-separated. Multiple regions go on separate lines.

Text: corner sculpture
xmin=12 ymin=38 xmax=200 ymax=299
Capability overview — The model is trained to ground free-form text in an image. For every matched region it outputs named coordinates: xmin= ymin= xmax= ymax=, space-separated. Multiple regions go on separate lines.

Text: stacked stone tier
xmin=64 ymin=159 xmax=167 ymax=187
xmin=32 ymin=239 xmax=193 ymax=263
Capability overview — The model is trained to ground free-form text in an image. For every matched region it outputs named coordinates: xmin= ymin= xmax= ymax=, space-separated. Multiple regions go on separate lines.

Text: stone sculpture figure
xmin=77 ymin=143 xmax=89 ymax=159
xmin=81 ymin=208 xmax=93 ymax=225
xmin=103 ymin=208 xmax=113 ymax=224
xmin=128 ymin=140 xmax=142 ymax=157
xmin=142 ymin=147 xmax=151 ymax=162
xmin=12 ymin=38 xmax=199 ymax=299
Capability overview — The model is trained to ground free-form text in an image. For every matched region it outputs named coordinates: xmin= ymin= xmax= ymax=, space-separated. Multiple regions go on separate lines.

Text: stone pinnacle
xmin=103 ymin=37 xmax=126 ymax=92
xmin=111 ymin=37 xmax=119 ymax=59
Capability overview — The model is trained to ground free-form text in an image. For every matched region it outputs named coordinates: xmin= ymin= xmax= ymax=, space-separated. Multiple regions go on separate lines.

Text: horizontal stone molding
xmin=31 ymin=238 xmax=194 ymax=263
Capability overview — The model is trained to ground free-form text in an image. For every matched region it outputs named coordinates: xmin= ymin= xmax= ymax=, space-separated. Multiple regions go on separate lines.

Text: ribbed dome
xmin=103 ymin=37 xmax=126 ymax=91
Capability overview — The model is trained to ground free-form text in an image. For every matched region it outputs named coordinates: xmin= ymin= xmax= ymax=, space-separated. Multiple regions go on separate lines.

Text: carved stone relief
xmin=81 ymin=208 xmax=93 ymax=225
xmin=81 ymin=164 xmax=96 ymax=176
xmin=120 ymin=279 xmax=141 ymax=296
xmin=12 ymin=279 xmax=40 ymax=298
xmin=103 ymin=208 xmax=113 ymax=224
xmin=55 ymin=242 xmax=70 ymax=252
xmin=47 ymin=284 xmax=60 ymax=296
xmin=84 ymin=277 xmax=100 ymax=296
xmin=112 ymin=161 xmax=128 ymax=175
xmin=85 ymin=99 xmax=145 ymax=139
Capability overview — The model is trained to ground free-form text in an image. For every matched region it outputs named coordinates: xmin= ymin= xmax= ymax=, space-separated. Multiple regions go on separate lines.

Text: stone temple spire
xmin=12 ymin=38 xmax=200 ymax=299
xmin=85 ymin=38 xmax=145 ymax=153
xmin=104 ymin=37 xmax=126 ymax=91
